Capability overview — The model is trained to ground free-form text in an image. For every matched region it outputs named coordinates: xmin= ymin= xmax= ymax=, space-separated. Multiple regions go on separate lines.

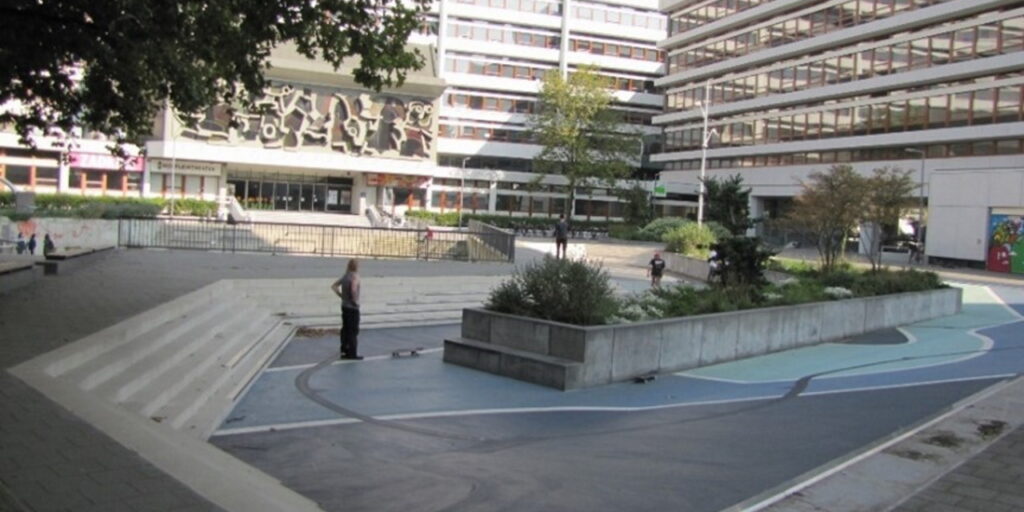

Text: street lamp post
xmin=460 ymin=157 xmax=470 ymax=229
xmin=696 ymin=80 xmax=717 ymax=227
xmin=905 ymin=148 xmax=926 ymax=235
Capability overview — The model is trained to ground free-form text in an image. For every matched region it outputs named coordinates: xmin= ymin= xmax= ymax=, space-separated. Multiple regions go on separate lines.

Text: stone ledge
xmin=444 ymin=337 xmax=582 ymax=390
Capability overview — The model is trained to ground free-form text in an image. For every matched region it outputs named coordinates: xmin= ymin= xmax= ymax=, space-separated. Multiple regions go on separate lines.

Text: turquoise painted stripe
xmin=679 ymin=285 xmax=1015 ymax=383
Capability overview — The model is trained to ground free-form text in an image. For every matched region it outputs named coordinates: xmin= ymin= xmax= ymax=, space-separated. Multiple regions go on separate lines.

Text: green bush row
xmin=487 ymin=255 xmax=946 ymax=326
xmin=0 ymin=193 xmax=217 ymax=219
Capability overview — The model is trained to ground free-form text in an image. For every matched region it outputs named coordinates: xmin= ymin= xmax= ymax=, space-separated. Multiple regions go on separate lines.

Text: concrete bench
xmin=0 ymin=260 xmax=38 ymax=294
xmin=37 ymin=246 xmax=115 ymax=275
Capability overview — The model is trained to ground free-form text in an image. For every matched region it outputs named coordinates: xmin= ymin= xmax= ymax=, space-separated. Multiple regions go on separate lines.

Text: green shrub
xmin=608 ymin=223 xmax=639 ymax=240
xmin=635 ymin=217 xmax=688 ymax=241
xmin=704 ymin=221 xmax=732 ymax=242
xmin=663 ymin=222 xmax=716 ymax=258
xmin=849 ymin=269 xmax=945 ymax=296
xmin=710 ymin=237 xmax=777 ymax=287
xmin=0 ymin=192 xmax=12 ymax=208
xmin=486 ymin=256 xmax=619 ymax=325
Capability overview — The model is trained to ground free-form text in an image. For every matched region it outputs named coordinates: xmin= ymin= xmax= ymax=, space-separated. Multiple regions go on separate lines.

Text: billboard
xmin=987 ymin=212 xmax=1024 ymax=274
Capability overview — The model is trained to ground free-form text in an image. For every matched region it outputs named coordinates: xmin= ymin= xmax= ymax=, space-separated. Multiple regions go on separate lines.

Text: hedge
xmin=0 ymin=192 xmax=217 ymax=219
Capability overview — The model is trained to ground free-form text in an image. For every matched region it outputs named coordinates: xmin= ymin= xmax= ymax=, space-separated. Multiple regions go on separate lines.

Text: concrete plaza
xmin=1 ymin=240 xmax=1022 ymax=511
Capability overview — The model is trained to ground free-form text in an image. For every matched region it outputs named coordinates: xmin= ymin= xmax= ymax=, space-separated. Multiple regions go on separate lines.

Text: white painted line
xmin=982 ymin=284 xmax=1024 ymax=319
xmin=741 ymin=376 xmax=1021 ymax=512
xmin=212 ymin=373 xmax=1016 ymax=437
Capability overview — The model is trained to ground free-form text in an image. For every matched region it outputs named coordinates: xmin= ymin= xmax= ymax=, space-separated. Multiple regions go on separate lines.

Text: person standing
xmin=27 ymin=234 xmax=37 ymax=255
xmin=15 ymin=233 xmax=26 ymax=254
xmin=648 ymin=251 xmax=666 ymax=288
xmin=43 ymin=234 xmax=55 ymax=257
xmin=554 ymin=215 xmax=569 ymax=259
xmin=331 ymin=259 xmax=363 ymax=360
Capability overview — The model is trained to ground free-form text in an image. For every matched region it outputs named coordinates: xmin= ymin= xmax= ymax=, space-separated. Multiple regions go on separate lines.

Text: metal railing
xmin=117 ymin=218 xmax=515 ymax=262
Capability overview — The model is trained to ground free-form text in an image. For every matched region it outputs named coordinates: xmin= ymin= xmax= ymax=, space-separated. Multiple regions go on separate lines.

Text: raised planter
xmin=444 ymin=287 xmax=963 ymax=390
xmin=662 ymin=252 xmax=791 ymax=284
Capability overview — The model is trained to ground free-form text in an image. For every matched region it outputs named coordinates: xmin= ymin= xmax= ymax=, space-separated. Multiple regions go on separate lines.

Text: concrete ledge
xmin=445 ymin=287 xmax=962 ymax=390
xmin=444 ymin=337 xmax=582 ymax=390
xmin=38 ymin=246 xmax=116 ymax=275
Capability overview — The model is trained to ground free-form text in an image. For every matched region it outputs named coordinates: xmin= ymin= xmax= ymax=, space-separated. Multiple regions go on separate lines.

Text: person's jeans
xmin=340 ymin=306 xmax=361 ymax=356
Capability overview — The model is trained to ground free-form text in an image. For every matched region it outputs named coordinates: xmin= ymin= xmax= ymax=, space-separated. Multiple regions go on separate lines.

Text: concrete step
xmin=160 ymin=314 xmax=285 ymax=433
xmin=66 ymin=300 xmax=238 ymax=390
xmin=443 ymin=337 xmax=582 ymax=391
xmin=266 ymin=300 xmax=490 ymax=319
xmin=127 ymin=310 xmax=278 ymax=420
xmin=176 ymin=321 xmax=297 ymax=439
xmin=43 ymin=281 xmax=236 ymax=377
xmin=91 ymin=304 xmax=258 ymax=403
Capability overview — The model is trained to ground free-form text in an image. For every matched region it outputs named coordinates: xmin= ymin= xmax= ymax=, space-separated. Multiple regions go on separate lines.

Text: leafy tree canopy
xmin=704 ymin=174 xmax=751 ymax=236
xmin=786 ymin=164 xmax=868 ymax=273
xmin=0 ymin=0 xmax=428 ymax=146
xmin=530 ymin=65 xmax=639 ymax=217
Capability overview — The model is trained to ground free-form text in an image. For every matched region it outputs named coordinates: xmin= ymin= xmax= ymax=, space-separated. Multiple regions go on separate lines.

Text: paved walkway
xmin=0 ymin=241 xmax=1022 ymax=511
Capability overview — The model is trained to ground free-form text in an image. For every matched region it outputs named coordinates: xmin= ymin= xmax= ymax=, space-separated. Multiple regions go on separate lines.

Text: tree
xmin=614 ymin=183 xmax=654 ymax=227
xmin=704 ymin=174 xmax=751 ymax=236
xmin=1 ymin=1 xmax=427 ymax=147
xmin=530 ymin=65 xmax=639 ymax=219
xmin=863 ymin=166 xmax=916 ymax=271
xmin=787 ymin=165 xmax=868 ymax=273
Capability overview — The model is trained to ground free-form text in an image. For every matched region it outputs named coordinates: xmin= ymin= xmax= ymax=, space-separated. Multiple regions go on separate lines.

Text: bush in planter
xmin=710 ymin=237 xmax=777 ymax=287
xmin=663 ymin=222 xmax=716 ymax=259
xmin=486 ymin=256 xmax=619 ymax=325
xmin=635 ymin=217 xmax=687 ymax=241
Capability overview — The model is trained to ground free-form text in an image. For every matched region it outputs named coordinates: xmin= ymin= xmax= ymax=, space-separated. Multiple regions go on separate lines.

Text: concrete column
xmin=57 ymin=161 xmax=70 ymax=193
xmin=748 ymin=196 xmax=764 ymax=237
xmin=559 ymin=0 xmax=571 ymax=78
xmin=488 ymin=181 xmax=497 ymax=213
xmin=437 ymin=0 xmax=449 ymax=79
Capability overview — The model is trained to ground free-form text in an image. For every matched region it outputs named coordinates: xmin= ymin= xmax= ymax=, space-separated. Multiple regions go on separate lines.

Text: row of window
xmin=667 ymin=16 xmax=1024 ymax=111
xmin=439 ymin=154 xmax=535 ymax=172
xmin=665 ymin=82 xmax=1024 ymax=152
xmin=667 ymin=0 xmax=948 ymax=73
xmin=446 ymin=92 xmax=537 ymax=113
xmin=1 ymin=165 xmax=144 ymax=193
xmin=443 ymin=20 xmax=664 ymax=63
xmin=440 ymin=124 xmax=535 ymax=143
xmin=570 ymin=39 xmax=664 ymax=63
xmin=445 ymin=56 xmax=549 ymax=80
xmin=454 ymin=0 xmax=561 ymax=16
xmin=663 ymin=139 xmax=1024 ymax=170
xmin=444 ymin=56 xmax=655 ymax=92
xmin=570 ymin=2 xmax=666 ymax=31
xmin=669 ymin=0 xmax=761 ymax=35
xmin=450 ymin=20 xmax=559 ymax=48
xmin=450 ymin=0 xmax=665 ymax=30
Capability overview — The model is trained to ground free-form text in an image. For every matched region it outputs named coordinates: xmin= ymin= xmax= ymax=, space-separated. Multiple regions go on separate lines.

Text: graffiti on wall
xmin=182 ymin=84 xmax=435 ymax=159
xmin=987 ymin=214 xmax=1024 ymax=274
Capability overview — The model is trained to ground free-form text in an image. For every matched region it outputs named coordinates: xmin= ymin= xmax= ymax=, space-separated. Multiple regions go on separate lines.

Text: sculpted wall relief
xmin=182 ymin=83 xmax=435 ymax=159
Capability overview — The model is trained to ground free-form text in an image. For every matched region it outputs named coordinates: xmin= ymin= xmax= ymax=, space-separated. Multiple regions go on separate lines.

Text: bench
xmin=37 ymin=246 xmax=115 ymax=275
xmin=0 ymin=260 xmax=38 ymax=294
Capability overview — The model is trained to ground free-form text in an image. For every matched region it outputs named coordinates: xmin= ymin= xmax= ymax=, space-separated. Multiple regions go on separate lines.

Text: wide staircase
xmin=30 ymin=275 xmax=503 ymax=441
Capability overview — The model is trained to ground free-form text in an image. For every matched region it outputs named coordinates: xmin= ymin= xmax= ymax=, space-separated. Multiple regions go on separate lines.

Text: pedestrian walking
xmin=707 ymin=248 xmax=719 ymax=283
xmin=27 ymin=234 xmax=36 ymax=255
xmin=648 ymin=251 xmax=666 ymax=288
xmin=331 ymin=259 xmax=363 ymax=360
xmin=15 ymin=233 xmax=26 ymax=254
xmin=554 ymin=215 xmax=569 ymax=259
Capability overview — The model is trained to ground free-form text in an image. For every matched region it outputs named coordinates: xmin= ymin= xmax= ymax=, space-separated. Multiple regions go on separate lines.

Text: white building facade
xmin=1 ymin=0 xmax=685 ymax=223
xmin=653 ymin=0 xmax=1024 ymax=272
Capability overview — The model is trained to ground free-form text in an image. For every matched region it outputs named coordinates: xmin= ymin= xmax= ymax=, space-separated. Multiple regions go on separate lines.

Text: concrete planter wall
xmin=662 ymin=252 xmax=791 ymax=284
xmin=444 ymin=287 xmax=963 ymax=390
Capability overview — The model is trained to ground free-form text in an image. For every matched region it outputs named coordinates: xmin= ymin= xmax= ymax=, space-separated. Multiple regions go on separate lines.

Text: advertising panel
xmin=987 ymin=212 xmax=1024 ymax=274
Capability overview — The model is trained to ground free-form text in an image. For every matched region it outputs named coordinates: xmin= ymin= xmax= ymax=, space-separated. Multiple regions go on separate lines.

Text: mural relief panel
xmin=183 ymin=83 xmax=435 ymax=159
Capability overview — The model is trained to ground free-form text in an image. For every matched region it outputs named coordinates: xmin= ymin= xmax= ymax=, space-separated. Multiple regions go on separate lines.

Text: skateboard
xmin=391 ymin=347 xmax=424 ymax=358
xmin=633 ymin=374 xmax=656 ymax=384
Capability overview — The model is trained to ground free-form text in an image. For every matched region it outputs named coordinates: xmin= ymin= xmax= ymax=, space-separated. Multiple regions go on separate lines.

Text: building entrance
xmin=228 ymin=172 xmax=353 ymax=214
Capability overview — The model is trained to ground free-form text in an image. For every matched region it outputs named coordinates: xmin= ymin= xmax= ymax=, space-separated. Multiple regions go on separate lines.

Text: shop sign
xmin=365 ymin=173 xmax=431 ymax=188
xmin=151 ymin=159 xmax=223 ymax=177
xmin=68 ymin=151 xmax=145 ymax=172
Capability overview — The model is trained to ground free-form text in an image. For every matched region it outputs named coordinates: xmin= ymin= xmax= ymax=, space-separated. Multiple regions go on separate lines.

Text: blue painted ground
xmin=214 ymin=283 xmax=1024 ymax=436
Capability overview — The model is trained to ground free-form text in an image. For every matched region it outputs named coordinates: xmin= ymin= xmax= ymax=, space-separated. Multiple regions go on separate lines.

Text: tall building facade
xmin=653 ymin=0 xmax=1024 ymax=272
xmin=1 ymin=0 xmax=687 ymax=222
